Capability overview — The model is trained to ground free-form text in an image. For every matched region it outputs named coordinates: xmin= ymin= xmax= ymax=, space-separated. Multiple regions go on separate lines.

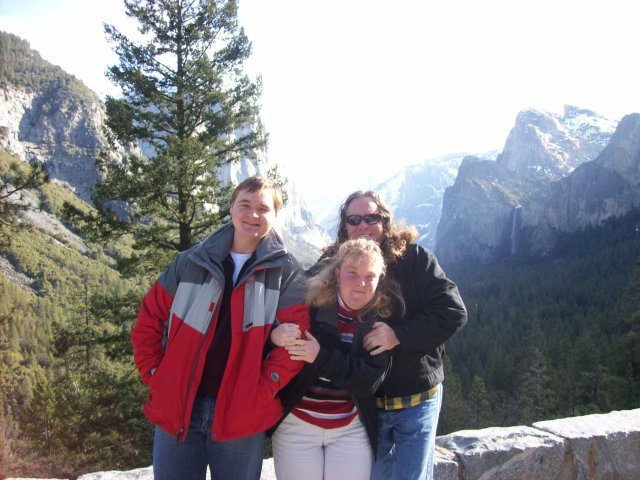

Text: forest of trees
xmin=440 ymin=209 xmax=640 ymax=433
xmin=1 ymin=0 xmax=639 ymax=478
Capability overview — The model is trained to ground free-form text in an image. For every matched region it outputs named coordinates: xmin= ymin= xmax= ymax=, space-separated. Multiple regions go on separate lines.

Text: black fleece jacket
xmin=270 ymin=306 xmax=391 ymax=454
xmin=378 ymin=243 xmax=467 ymax=398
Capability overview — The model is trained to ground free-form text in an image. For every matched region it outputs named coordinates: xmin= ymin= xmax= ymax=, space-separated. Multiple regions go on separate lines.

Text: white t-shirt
xmin=230 ymin=251 xmax=252 ymax=285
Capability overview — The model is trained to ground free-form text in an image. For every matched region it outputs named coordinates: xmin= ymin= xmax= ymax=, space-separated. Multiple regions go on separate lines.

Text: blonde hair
xmin=328 ymin=190 xmax=418 ymax=265
xmin=305 ymin=238 xmax=402 ymax=318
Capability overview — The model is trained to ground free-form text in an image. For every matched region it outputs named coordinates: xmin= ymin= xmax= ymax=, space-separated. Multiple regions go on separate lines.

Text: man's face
xmin=344 ymin=196 xmax=384 ymax=244
xmin=229 ymin=188 xmax=277 ymax=251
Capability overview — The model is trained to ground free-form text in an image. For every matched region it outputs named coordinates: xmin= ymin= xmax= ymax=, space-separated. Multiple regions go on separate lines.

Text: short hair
xmin=306 ymin=238 xmax=403 ymax=318
xmin=230 ymin=176 xmax=284 ymax=214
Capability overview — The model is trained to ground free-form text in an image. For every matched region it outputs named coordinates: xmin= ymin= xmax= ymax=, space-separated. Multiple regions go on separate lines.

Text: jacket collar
xmin=189 ymin=223 xmax=289 ymax=275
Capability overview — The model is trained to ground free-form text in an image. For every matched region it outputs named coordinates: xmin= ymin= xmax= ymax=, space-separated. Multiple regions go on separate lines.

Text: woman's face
xmin=344 ymin=196 xmax=385 ymax=244
xmin=336 ymin=254 xmax=383 ymax=311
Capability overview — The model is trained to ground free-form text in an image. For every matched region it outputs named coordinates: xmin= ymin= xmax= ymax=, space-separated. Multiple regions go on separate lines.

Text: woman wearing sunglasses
xmin=314 ymin=191 xmax=468 ymax=480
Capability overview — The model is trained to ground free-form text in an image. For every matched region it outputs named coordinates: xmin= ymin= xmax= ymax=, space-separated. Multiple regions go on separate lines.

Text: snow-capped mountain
xmin=375 ymin=153 xmax=480 ymax=250
xmin=496 ymin=106 xmax=617 ymax=179
xmin=435 ymin=106 xmax=637 ymax=264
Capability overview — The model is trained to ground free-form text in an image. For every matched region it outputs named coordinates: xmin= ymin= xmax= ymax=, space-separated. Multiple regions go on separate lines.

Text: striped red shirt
xmin=292 ymin=303 xmax=360 ymax=429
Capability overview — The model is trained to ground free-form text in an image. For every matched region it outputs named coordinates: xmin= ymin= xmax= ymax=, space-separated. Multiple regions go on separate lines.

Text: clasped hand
xmin=363 ymin=321 xmax=400 ymax=355
xmin=271 ymin=323 xmax=320 ymax=363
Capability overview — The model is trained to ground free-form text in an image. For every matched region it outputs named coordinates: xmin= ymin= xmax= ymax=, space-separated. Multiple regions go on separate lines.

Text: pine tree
xmin=65 ymin=0 xmax=267 ymax=275
xmin=0 ymin=153 xmax=48 ymax=245
xmin=517 ymin=322 xmax=553 ymax=424
xmin=439 ymin=357 xmax=469 ymax=434
xmin=467 ymin=374 xmax=492 ymax=428
xmin=23 ymin=374 xmax=57 ymax=456
xmin=50 ymin=282 xmax=151 ymax=470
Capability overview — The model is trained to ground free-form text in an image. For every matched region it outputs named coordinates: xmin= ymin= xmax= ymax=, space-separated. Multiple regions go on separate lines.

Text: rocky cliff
xmin=435 ymin=106 xmax=629 ymax=264
xmin=0 ymin=82 xmax=104 ymax=201
xmin=375 ymin=152 xmax=475 ymax=250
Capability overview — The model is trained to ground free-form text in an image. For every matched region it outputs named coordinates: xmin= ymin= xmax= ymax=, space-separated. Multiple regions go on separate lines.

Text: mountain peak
xmin=496 ymin=106 xmax=614 ymax=180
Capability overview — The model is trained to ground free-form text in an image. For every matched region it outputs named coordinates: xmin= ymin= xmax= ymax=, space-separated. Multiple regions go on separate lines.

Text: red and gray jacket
xmin=131 ymin=223 xmax=310 ymax=441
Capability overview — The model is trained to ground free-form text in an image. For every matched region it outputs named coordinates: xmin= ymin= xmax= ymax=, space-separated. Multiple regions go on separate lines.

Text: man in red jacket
xmin=131 ymin=176 xmax=309 ymax=480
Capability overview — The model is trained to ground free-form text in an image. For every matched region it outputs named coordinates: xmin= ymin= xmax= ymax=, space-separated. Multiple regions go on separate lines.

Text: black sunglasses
xmin=345 ymin=214 xmax=385 ymax=226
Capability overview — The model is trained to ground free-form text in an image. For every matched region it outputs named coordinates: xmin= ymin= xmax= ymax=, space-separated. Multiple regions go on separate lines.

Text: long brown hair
xmin=306 ymin=238 xmax=402 ymax=318
xmin=327 ymin=190 xmax=417 ymax=265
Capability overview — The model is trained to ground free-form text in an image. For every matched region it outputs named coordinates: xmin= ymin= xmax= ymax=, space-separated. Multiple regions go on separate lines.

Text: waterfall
xmin=510 ymin=206 xmax=522 ymax=255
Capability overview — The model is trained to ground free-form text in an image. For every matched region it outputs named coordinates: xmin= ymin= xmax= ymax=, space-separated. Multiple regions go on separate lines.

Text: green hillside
xmin=0 ymin=30 xmax=95 ymax=104
xmin=1 ymin=151 xmax=152 ymax=477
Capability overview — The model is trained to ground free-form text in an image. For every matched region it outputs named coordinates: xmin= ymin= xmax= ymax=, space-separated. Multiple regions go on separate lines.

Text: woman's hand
xmin=285 ymin=330 xmax=320 ymax=363
xmin=363 ymin=322 xmax=400 ymax=355
xmin=270 ymin=322 xmax=301 ymax=347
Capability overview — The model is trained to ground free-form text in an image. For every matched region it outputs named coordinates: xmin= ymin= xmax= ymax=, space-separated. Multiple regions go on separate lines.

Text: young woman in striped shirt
xmin=269 ymin=238 xmax=402 ymax=480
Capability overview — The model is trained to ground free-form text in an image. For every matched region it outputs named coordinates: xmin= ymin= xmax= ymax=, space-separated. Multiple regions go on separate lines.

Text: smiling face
xmin=344 ymin=196 xmax=385 ymax=244
xmin=229 ymin=187 xmax=277 ymax=253
xmin=336 ymin=253 xmax=384 ymax=311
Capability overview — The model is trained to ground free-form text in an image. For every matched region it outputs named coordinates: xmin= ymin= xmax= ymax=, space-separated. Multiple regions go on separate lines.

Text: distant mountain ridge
xmin=435 ymin=107 xmax=640 ymax=264
xmin=375 ymin=152 xmax=497 ymax=250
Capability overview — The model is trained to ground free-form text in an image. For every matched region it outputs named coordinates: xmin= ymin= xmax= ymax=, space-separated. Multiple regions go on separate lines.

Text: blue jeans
xmin=371 ymin=384 xmax=443 ymax=480
xmin=153 ymin=395 xmax=265 ymax=480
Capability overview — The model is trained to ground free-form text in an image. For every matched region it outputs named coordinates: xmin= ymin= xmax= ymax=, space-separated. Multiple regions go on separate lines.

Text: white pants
xmin=272 ymin=413 xmax=373 ymax=480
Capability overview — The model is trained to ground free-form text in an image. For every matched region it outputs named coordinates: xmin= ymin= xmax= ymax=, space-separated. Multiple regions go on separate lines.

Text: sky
xmin=1 ymin=0 xmax=640 ymax=220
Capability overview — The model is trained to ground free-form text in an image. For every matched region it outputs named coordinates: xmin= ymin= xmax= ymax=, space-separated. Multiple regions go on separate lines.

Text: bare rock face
xmin=436 ymin=155 xmax=532 ymax=263
xmin=0 ymin=87 xmax=35 ymax=159
xmin=376 ymin=152 xmax=470 ymax=251
xmin=522 ymin=113 xmax=640 ymax=254
xmin=533 ymin=409 xmax=640 ymax=480
xmin=435 ymin=107 xmax=639 ymax=264
xmin=437 ymin=425 xmax=566 ymax=480
xmin=0 ymin=84 xmax=105 ymax=202
xmin=497 ymin=106 xmax=615 ymax=180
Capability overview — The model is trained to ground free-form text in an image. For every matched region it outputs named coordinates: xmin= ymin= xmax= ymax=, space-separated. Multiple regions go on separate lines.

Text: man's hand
xmin=363 ymin=322 xmax=400 ymax=355
xmin=270 ymin=322 xmax=302 ymax=347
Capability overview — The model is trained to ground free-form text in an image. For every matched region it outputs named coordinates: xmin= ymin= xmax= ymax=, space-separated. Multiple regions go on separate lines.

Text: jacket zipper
xmin=176 ymin=277 xmax=223 ymax=440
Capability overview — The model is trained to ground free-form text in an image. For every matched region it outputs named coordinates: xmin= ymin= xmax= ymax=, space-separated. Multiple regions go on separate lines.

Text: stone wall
xmin=8 ymin=408 xmax=639 ymax=480
xmin=435 ymin=408 xmax=640 ymax=480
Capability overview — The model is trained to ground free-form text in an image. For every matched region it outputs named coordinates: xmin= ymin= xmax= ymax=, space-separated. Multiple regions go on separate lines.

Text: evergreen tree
xmin=467 ymin=374 xmax=492 ymax=428
xmin=0 ymin=153 xmax=48 ymax=245
xmin=516 ymin=322 xmax=553 ymax=424
xmin=439 ymin=357 xmax=470 ymax=434
xmin=613 ymin=264 xmax=640 ymax=407
xmin=23 ymin=374 xmax=57 ymax=456
xmin=50 ymin=282 xmax=151 ymax=471
xmin=65 ymin=0 xmax=267 ymax=275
